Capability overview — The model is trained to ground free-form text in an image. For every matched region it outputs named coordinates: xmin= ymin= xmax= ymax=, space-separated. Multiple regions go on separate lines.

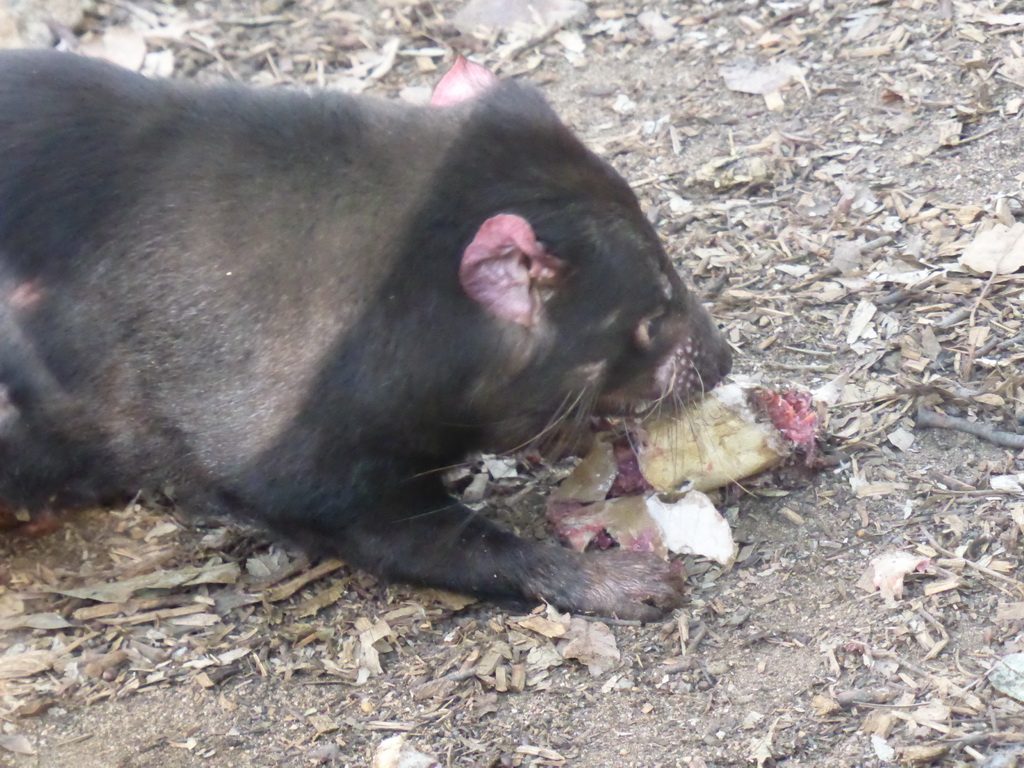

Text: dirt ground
xmin=3 ymin=0 xmax=1024 ymax=766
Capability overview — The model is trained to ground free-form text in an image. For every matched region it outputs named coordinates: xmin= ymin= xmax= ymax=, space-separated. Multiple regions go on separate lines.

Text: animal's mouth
xmin=593 ymin=391 xmax=664 ymax=419
xmin=596 ymin=354 xmax=728 ymax=419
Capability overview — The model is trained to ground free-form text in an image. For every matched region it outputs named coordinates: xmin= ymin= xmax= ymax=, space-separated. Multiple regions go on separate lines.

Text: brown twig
xmin=963 ymin=268 xmax=1000 ymax=379
xmin=977 ymin=331 xmax=1024 ymax=358
xmin=916 ymin=407 xmax=1024 ymax=450
xmin=922 ymin=527 xmax=1024 ymax=595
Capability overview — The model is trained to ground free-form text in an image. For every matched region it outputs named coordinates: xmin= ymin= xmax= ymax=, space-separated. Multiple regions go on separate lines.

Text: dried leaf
xmin=553 ymin=30 xmax=585 ymax=53
xmin=856 ymin=551 xmax=931 ymax=603
xmin=720 ymin=57 xmax=806 ymax=96
xmin=870 ymin=735 xmax=896 ymax=761
xmin=372 ymin=735 xmax=440 ymax=768
xmin=996 ymin=602 xmax=1024 ymax=622
xmin=811 ymin=694 xmax=840 ymax=716
xmin=959 ymin=222 xmax=1024 ymax=275
xmin=453 ymin=0 xmax=585 ymax=35
xmin=991 ymin=474 xmax=1024 ymax=492
xmin=514 ymin=615 xmax=569 ymax=638
xmin=911 ymin=699 xmax=951 ymax=727
xmin=957 ymin=2 xmax=1024 ymax=26
xmin=561 ymin=619 xmax=620 ymax=676
xmin=0 ymin=734 xmax=35 ymax=755
xmin=887 ymin=427 xmax=915 ymax=451
xmin=58 ymin=562 xmax=240 ymax=603
xmin=637 ymin=11 xmax=676 ymax=41
xmin=900 ymin=745 xmax=950 ymax=764
xmin=0 ymin=650 xmax=56 ymax=680
xmin=79 ymin=28 xmax=149 ymax=71
xmin=936 ymin=119 xmax=962 ymax=146
xmin=989 ymin=653 xmax=1024 ymax=702
xmin=846 ymin=300 xmax=878 ymax=346
xmin=0 ymin=612 xmax=72 ymax=631
xmin=747 ymin=719 xmax=777 ymax=768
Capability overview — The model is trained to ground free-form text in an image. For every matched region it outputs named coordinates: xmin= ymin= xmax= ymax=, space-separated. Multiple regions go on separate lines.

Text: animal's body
xmin=0 ymin=52 xmax=731 ymax=619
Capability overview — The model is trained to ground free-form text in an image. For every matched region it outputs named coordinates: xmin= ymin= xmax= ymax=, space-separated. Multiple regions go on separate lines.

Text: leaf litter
xmin=1 ymin=0 xmax=1024 ymax=764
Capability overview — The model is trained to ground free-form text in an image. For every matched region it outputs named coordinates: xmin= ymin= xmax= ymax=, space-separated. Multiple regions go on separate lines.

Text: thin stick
xmin=922 ymin=527 xmax=1024 ymax=595
xmin=916 ymin=408 xmax=1024 ymax=450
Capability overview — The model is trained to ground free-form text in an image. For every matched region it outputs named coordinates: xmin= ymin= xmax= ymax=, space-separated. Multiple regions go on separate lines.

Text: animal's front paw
xmin=573 ymin=550 xmax=685 ymax=621
xmin=528 ymin=548 xmax=685 ymax=621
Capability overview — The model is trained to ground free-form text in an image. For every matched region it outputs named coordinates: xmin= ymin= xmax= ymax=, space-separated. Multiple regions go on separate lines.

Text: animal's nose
xmin=703 ymin=331 xmax=732 ymax=391
xmin=685 ymin=319 xmax=731 ymax=397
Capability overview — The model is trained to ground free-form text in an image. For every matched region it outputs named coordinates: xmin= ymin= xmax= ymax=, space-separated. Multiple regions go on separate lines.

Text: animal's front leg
xmin=332 ymin=481 xmax=685 ymax=621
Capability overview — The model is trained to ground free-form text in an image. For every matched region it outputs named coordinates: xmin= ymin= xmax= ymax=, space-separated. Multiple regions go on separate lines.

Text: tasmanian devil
xmin=0 ymin=51 xmax=732 ymax=620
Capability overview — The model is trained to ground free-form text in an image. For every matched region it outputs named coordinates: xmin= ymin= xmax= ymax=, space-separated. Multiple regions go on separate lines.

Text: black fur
xmin=0 ymin=51 xmax=731 ymax=619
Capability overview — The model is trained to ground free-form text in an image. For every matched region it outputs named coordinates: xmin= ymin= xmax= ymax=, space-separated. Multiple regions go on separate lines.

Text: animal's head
xmin=424 ymin=58 xmax=732 ymax=443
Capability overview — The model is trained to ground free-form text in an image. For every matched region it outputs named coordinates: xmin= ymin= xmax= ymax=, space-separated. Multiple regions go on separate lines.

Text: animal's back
xmin=0 ymin=51 xmax=456 ymax=487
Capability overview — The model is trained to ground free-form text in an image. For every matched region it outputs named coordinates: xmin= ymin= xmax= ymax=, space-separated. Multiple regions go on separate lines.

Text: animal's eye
xmin=635 ymin=309 xmax=665 ymax=350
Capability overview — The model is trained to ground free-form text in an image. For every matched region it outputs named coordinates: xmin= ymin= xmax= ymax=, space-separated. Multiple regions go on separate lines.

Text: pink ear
xmin=459 ymin=214 xmax=564 ymax=327
xmin=431 ymin=56 xmax=500 ymax=106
